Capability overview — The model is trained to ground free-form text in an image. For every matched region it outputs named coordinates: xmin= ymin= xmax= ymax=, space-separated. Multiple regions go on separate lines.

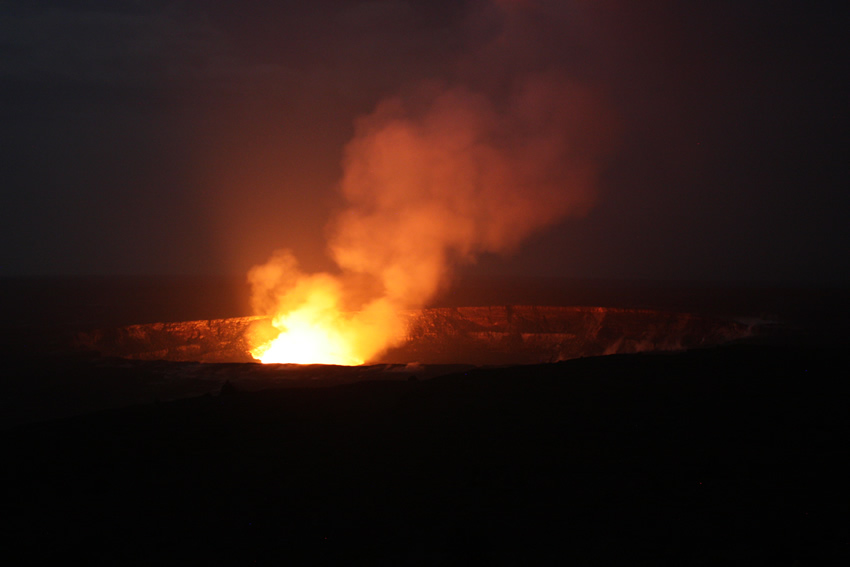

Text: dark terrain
xmin=2 ymin=277 xmax=849 ymax=564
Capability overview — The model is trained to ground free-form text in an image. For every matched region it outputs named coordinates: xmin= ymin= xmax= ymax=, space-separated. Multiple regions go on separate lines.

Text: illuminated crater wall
xmin=385 ymin=306 xmax=752 ymax=365
xmin=76 ymin=306 xmax=753 ymax=365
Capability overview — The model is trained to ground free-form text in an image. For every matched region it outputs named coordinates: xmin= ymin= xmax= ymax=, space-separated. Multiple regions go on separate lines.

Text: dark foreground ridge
xmin=4 ymin=344 xmax=849 ymax=565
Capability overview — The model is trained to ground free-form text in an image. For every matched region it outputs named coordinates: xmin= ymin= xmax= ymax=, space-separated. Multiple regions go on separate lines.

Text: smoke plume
xmin=248 ymin=4 xmax=613 ymax=364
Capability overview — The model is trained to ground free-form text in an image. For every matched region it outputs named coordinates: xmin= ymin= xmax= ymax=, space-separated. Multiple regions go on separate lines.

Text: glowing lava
xmin=247 ymin=259 xmax=408 ymax=365
xmin=248 ymin=278 xmax=367 ymax=365
xmin=250 ymin=310 xmax=364 ymax=365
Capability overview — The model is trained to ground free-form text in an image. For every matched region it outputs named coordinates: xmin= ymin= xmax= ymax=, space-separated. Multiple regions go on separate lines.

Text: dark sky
xmin=2 ymin=0 xmax=848 ymax=283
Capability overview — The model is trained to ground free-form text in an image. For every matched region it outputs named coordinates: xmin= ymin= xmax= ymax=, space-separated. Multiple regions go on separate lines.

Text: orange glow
xmin=247 ymin=74 xmax=610 ymax=365
xmin=250 ymin=309 xmax=364 ymax=365
xmin=247 ymin=251 xmax=406 ymax=365
xmin=248 ymin=268 xmax=366 ymax=364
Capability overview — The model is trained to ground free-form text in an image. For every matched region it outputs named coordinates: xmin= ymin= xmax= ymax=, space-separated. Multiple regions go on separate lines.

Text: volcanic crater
xmin=75 ymin=305 xmax=754 ymax=366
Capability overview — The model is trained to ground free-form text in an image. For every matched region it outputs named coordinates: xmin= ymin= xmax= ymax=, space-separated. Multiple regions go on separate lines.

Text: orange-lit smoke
xmin=248 ymin=71 xmax=611 ymax=365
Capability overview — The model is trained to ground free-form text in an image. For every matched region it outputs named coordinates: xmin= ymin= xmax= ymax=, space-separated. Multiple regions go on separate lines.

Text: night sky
xmin=2 ymin=0 xmax=848 ymax=284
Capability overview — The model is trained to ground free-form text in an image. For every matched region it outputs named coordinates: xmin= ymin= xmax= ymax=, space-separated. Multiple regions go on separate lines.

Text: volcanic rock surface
xmin=75 ymin=306 xmax=754 ymax=365
xmin=75 ymin=315 xmax=261 ymax=363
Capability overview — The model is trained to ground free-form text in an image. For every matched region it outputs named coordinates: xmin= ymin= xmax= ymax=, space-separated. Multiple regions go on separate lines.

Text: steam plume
xmin=248 ymin=5 xmax=613 ymax=364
